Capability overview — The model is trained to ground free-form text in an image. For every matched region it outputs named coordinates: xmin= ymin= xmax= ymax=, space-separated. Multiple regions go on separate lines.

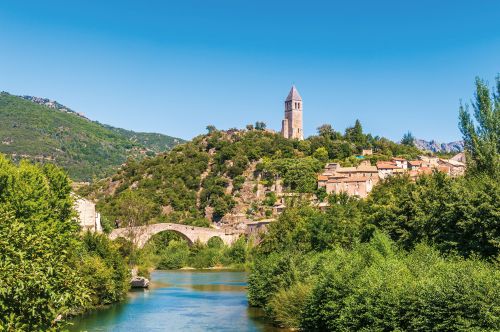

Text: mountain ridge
xmin=0 ymin=92 xmax=184 ymax=181
xmin=414 ymin=139 xmax=464 ymax=153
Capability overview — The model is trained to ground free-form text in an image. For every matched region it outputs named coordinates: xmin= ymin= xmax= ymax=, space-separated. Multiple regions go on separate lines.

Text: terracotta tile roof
xmin=377 ymin=162 xmax=400 ymax=169
xmin=356 ymin=165 xmax=378 ymax=172
xmin=408 ymin=160 xmax=423 ymax=166
xmin=317 ymin=175 xmax=328 ymax=181
xmin=337 ymin=167 xmax=357 ymax=172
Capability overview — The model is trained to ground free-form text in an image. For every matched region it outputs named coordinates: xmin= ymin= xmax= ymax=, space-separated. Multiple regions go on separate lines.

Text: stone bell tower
xmin=281 ymin=85 xmax=303 ymax=140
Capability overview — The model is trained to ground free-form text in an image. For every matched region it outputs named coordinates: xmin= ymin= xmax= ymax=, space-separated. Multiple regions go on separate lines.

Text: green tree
xmin=459 ymin=76 xmax=500 ymax=177
xmin=255 ymin=121 xmax=267 ymax=130
xmin=312 ymin=147 xmax=329 ymax=163
xmin=317 ymin=124 xmax=334 ymax=138
xmin=401 ymin=131 xmax=415 ymax=146
xmin=345 ymin=119 xmax=366 ymax=146
xmin=206 ymin=125 xmax=217 ymax=133
xmin=0 ymin=156 xmax=88 ymax=330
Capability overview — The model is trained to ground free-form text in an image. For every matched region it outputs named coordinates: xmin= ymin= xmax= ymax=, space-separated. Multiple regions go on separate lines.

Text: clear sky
xmin=1 ymin=1 xmax=499 ymax=142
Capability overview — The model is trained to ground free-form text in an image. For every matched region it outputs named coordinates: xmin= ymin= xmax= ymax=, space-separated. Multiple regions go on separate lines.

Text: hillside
xmin=80 ymin=125 xmax=422 ymax=230
xmin=0 ymin=92 xmax=183 ymax=180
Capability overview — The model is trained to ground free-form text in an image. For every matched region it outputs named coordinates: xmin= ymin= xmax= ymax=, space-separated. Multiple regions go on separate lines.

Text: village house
xmin=392 ymin=157 xmax=408 ymax=169
xmin=318 ymin=161 xmax=379 ymax=198
xmin=376 ymin=161 xmax=402 ymax=179
xmin=438 ymin=158 xmax=466 ymax=176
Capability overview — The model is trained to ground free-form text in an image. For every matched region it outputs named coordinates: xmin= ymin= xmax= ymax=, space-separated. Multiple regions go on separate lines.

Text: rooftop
xmin=285 ymin=85 xmax=302 ymax=102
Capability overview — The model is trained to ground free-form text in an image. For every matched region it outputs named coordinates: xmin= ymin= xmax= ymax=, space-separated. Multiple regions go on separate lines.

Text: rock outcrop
xmin=130 ymin=276 xmax=150 ymax=288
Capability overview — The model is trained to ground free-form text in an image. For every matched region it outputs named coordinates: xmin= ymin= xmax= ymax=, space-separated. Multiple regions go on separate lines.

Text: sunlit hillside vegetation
xmin=0 ymin=92 xmax=182 ymax=181
xmin=0 ymin=155 xmax=129 ymax=330
xmin=247 ymin=75 xmax=500 ymax=330
xmin=80 ymin=120 xmax=421 ymax=229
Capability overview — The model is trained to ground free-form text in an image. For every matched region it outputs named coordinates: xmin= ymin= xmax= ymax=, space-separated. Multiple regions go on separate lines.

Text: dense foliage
xmin=0 ymin=155 xmax=129 ymax=330
xmin=130 ymin=232 xmax=249 ymax=271
xmin=367 ymin=173 xmax=500 ymax=259
xmin=249 ymin=194 xmax=500 ymax=330
xmin=0 ymin=92 xmax=181 ymax=181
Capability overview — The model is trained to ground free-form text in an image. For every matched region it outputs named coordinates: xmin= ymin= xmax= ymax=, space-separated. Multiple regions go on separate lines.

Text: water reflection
xmin=69 ymin=270 xmax=284 ymax=332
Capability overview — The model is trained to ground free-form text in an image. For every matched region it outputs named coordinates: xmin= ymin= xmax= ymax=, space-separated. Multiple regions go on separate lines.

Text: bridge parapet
xmin=109 ymin=223 xmax=241 ymax=248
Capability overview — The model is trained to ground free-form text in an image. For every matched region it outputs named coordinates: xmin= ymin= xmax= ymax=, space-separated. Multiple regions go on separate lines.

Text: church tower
xmin=281 ymin=85 xmax=303 ymax=140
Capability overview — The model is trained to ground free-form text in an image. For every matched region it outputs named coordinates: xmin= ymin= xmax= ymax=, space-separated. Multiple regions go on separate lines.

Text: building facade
xmin=281 ymin=85 xmax=304 ymax=140
xmin=75 ymin=196 xmax=102 ymax=232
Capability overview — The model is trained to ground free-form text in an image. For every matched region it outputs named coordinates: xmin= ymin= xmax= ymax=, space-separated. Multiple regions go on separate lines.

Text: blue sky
xmin=1 ymin=1 xmax=499 ymax=142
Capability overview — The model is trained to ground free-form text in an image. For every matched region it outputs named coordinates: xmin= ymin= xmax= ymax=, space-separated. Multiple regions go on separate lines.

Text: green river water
xmin=69 ymin=270 xmax=281 ymax=332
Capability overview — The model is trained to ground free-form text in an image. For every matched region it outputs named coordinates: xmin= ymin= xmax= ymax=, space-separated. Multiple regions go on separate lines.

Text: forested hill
xmin=80 ymin=124 xmax=421 ymax=230
xmin=0 ymin=92 xmax=183 ymax=181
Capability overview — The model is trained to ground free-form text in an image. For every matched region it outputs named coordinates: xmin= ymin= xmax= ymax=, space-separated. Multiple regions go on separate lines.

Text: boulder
xmin=130 ymin=276 xmax=150 ymax=288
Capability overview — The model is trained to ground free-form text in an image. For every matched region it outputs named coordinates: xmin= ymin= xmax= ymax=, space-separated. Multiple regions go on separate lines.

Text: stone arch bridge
xmin=109 ymin=223 xmax=242 ymax=248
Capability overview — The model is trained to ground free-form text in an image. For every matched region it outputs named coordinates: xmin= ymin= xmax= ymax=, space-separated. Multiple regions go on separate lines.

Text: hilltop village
xmin=75 ymin=85 xmax=466 ymax=234
xmin=279 ymin=85 xmax=465 ymax=199
xmin=317 ymin=152 xmax=465 ymax=198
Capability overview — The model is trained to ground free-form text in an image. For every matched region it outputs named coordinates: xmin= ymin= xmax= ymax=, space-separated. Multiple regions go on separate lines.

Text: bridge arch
xmin=109 ymin=223 xmax=241 ymax=248
xmin=144 ymin=229 xmax=195 ymax=246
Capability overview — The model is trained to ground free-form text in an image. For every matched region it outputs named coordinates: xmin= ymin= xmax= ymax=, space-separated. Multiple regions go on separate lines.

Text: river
xmin=69 ymin=270 xmax=281 ymax=331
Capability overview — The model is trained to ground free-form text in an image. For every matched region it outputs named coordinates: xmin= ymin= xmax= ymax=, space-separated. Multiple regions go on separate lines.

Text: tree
xmin=344 ymin=119 xmax=366 ymax=146
xmin=459 ymin=76 xmax=500 ymax=177
xmin=312 ymin=147 xmax=329 ymax=163
xmin=317 ymin=124 xmax=334 ymax=138
xmin=0 ymin=156 xmax=89 ymax=329
xmin=401 ymin=131 xmax=415 ymax=146
xmin=206 ymin=125 xmax=217 ymax=133
xmin=255 ymin=121 xmax=267 ymax=131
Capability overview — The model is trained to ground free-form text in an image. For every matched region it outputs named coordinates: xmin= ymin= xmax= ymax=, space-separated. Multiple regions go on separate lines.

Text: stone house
xmin=74 ymin=196 xmax=102 ymax=233
xmin=318 ymin=162 xmax=379 ymax=198
xmin=317 ymin=153 xmax=466 ymax=199
xmin=325 ymin=176 xmax=374 ymax=197
xmin=392 ymin=157 xmax=408 ymax=169
xmin=438 ymin=158 xmax=466 ymax=176
xmin=450 ymin=152 xmax=466 ymax=164
xmin=408 ymin=160 xmax=423 ymax=170
xmin=376 ymin=161 xmax=402 ymax=179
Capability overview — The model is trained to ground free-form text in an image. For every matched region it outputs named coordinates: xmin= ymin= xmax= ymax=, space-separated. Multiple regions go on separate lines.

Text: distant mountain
xmin=415 ymin=139 xmax=464 ymax=153
xmin=0 ymin=92 xmax=184 ymax=181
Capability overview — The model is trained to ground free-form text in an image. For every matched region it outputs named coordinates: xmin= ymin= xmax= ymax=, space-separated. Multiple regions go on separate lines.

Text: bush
xmin=268 ymin=282 xmax=313 ymax=328
xmin=367 ymin=172 xmax=500 ymax=259
xmin=156 ymin=240 xmax=190 ymax=270
xmin=80 ymin=232 xmax=129 ymax=305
